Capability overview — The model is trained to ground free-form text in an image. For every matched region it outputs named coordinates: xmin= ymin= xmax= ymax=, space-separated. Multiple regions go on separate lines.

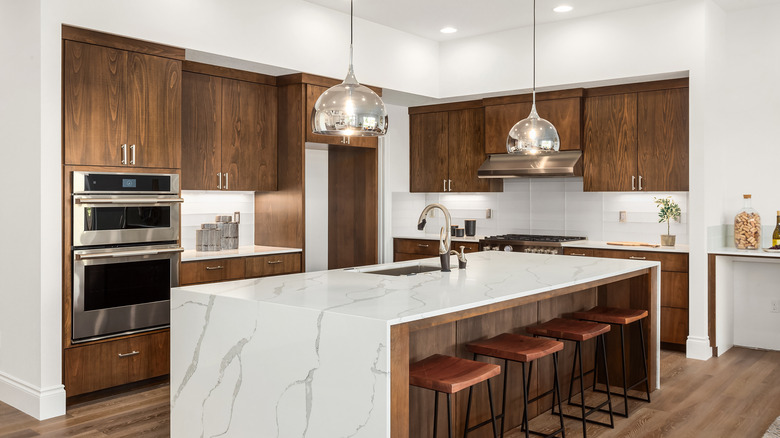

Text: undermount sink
xmin=357 ymin=264 xmax=441 ymax=276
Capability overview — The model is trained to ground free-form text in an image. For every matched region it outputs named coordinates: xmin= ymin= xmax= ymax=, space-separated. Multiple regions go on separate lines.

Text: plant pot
xmin=661 ymin=234 xmax=676 ymax=247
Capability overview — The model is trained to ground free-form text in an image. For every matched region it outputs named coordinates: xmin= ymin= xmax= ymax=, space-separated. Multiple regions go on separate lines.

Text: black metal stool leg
xmin=577 ymin=340 xmax=587 ymax=438
xmin=567 ymin=340 xmax=580 ymax=405
xmin=433 ymin=391 xmax=439 ymax=438
xmin=619 ymin=324 xmax=629 ymax=416
xmin=487 ymin=380 xmax=499 ymax=438
xmin=638 ymin=321 xmax=651 ymax=403
xmin=464 ymin=385 xmax=473 ymax=438
xmin=521 ymin=361 xmax=530 ymax=438
xmin=599 ymin=334 xmax=615 ymax=428
xmin=553 ymin=352 xmax=566 ymax=438
xmin=500 ymin=359 xmax=509 ymax=438
xmin=447 ymin=393 xmax=453 ymax=438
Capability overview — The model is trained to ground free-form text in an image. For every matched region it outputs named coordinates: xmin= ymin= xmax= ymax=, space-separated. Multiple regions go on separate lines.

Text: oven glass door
xmin=72 ymin=245 xmax=182 ymax=342
xmin=73 ymin=196 xmax=182 ymax=246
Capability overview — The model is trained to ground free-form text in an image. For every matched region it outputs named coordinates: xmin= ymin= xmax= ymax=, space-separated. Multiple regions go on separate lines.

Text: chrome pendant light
xmin=506 ymin=0 xmax=559 ymax=154
xmin=311 ymin=0 xmax=388 ymax=137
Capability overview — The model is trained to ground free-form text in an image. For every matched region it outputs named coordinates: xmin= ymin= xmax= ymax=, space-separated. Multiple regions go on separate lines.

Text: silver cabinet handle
xmin=217 ymin=172 xmax=222 ymax=189
xmin=448 ymin=179 xmax=452 ymax=192
xmin=569 ymin=252 xmax=587 ymax=256
xmin=629 ymin=256 xmax=647 ymax=260
xmin=346 ymin=136 xmax=350 ymax=145
xmin=267 ymin=260 xmax=283 ymax=265
xmin=632 ymin=175 xmax=636 ymax=191
xmin=443 ymin=179 xmax=446 ymax=192
xmin=118 ymin=351 xmax=139 ymax=358
xmin=638 ymin=175 xmax=643 ymax=191
xmin=130 ymin=144 xmax=136 ymax=165
xmin=417 ymin=244 xmax=430 ymax=248
xmin=205 ymin=265 xmax=224 ymax=270
xmin=225 ymin=173 xmax=229 ymax=190
xmin=121 ymin=144 xmax=127 ymax=165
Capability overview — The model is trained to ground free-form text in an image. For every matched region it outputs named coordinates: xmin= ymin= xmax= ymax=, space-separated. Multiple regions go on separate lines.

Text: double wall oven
xmin=71 ymin=171 xmax=183 ymax=343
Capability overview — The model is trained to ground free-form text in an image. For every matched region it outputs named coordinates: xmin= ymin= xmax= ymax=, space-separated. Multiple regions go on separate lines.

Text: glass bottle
xmin=772 ymin=211 xmax=780 ymax=248
xmin=734 ymin=194 xmax=761 ymax=250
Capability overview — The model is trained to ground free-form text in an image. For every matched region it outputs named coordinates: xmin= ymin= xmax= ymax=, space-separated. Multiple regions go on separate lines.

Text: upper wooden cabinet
xmin=409 ymin=105 xmax=494 ymax=193
xmin=484 ymin=90 xmax=584 ymax=155
xmin=304 ymin=84 xmax=378 ymax=148
xmin=64 ymin=40 xmax=181 ymax=169
xmin=181 ymin=70 xmax=277 ymax=191
xmin=584 ymin=80 xmax=688 ymax=192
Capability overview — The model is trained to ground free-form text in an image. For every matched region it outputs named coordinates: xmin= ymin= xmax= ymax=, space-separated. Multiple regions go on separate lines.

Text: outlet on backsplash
xmin=772 ymin=300 xmax=780 ymax=313
xmin=619 ymin=211 xmax=627 ymax=223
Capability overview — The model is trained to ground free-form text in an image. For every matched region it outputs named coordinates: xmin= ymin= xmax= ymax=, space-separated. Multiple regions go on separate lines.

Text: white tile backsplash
xmin=181 ymin=191 xmax=256 ymax=250
xmin=391 ymin=177 xmax=689 ymax=244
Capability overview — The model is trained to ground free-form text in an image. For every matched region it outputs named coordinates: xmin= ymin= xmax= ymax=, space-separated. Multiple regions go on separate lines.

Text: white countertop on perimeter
xmin=393 ymin=233 xmax=484 ymax=243
xmin=708 ymin=246 xmax=780 ymax=258
xmin=175 ymin=251 xmax=659 ymax=325
xmin=181 ymin=245 xmax=302 ymax=262
xmin=562 ymin=240 xmax=690 ymax=254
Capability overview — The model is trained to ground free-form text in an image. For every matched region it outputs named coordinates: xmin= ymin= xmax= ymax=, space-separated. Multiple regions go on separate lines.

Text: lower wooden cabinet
xmin=181 ymin=252 xmax=303 ymax=286
xmin=394 ymin=238 xmax=479 ymax=262
xmin=562 ymin=247 xmax=689 ymax=348
xmin=64 ymin=330 xmax=169 ymax=397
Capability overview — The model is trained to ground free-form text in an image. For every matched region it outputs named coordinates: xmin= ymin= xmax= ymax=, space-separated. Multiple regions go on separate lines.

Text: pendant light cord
xmin=532 ymin=0 xmax=536 ymax=108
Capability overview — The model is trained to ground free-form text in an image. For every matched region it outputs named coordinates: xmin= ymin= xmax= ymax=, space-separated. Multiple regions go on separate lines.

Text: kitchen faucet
xmin=417 ymin=203 xmax=467 ymax=272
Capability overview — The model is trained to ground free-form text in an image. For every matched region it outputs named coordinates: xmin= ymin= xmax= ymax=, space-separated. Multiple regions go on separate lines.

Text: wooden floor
xmin=0 ymin=348 xmax=778 ymax=437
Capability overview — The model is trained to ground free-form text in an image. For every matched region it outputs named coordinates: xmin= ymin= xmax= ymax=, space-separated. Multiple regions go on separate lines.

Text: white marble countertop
xmin=562 ymin=240 xmax=690 ymax=253
xmin=181 ymin=245 xmax=302 ymax=262
xmin=708 ymin=245 xmax=780 ymax=258
xmin=175 ymin=251 xmax=659 ymax=325
xmin=393 ymin=233 xmax=484 ymax=243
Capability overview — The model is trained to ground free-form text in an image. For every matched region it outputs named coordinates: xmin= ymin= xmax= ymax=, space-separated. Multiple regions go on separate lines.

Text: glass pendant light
xmin=311 ymin=0 xmax=388 ymax=137
xmin=506 ymin=0 xmax=560 ymax=154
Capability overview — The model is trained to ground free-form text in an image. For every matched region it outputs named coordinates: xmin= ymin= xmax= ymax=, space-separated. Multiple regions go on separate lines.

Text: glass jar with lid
xmin=734 ymin=194 xmax=761 ymax=249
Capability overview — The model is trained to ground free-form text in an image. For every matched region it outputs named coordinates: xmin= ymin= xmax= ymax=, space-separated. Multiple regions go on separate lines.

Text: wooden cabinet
xmin=181 ymin=71 xmax=277 ymax=191
xmin=583 ymin=80 xmax=688 ymax=192
xmin=305 ymin=84 xmax=378 ymax=148
xmin=64 ymin=40 xmax=181 ymax=169
xmin=484 ymin=91 xmax=583 ymax=155
xmin=394 ymin=238 xmax=480 ymax=262
xmin=64 ymin=330 xmax=169 ymax=397
xmin=563 ymin=247 xmax=689 ymax=348
xmin=181 ymin=252 xmax=303 ymax=286
xmin=409 ymin=106 xmax=493 ymax=193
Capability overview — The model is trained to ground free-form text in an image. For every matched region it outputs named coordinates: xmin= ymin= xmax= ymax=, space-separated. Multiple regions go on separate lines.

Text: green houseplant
xmin=654 ymin=196 xmax=681 ymax=246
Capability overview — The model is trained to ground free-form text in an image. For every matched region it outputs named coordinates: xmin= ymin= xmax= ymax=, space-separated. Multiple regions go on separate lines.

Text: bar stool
xmin=526 ymin=318 xmax=614 ymax=438
xmin=466 ymin=333 xmax=565 ymax=438
xmin=571 ymin=306 xmax=651 ymax=417
xmin=409 ymin=354 xmax=501 ymax=438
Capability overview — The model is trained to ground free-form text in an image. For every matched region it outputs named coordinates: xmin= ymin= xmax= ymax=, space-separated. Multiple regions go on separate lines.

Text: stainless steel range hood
xmin=477 ymin=150 xmax=582 ymax=178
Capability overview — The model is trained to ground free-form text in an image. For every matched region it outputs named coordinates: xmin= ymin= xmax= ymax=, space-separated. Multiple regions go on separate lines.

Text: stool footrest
xmin=555 ymin=398 xmax=614 ymax=424
xmin=593 ymin=386 xmax=651 ymax=403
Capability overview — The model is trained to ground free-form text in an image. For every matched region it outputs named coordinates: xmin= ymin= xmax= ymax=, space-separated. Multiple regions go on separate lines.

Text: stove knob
xmin=524 ymin=248 xmax=532 ymax=253
xmin=503 ymin=245 xmax=514 ymax=252
xmin=550 ymin=249 xmax=559 ymax=255
xmin=492 ymin=246 xmax=500 ymax=251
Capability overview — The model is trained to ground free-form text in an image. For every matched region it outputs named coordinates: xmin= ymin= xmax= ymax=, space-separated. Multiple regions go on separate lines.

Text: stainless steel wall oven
xmin=71 ymin=172 xmax=182 ymax=343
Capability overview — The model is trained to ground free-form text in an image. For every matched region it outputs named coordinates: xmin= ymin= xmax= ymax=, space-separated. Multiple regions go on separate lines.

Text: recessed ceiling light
xmin=553 ymin=5 xmax=573 ymax=13
xmin=440 ymin=27 xmax=458 ymax=34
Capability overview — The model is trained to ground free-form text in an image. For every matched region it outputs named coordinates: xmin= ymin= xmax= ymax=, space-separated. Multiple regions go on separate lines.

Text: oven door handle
xmin=74 ymin=197 xmax=184 ymax=205
xmin=75 ymin=247 xmax=184 ymax=260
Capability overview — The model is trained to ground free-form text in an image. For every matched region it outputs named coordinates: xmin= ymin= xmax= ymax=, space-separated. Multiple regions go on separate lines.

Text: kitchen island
xmin=170 ymin=251 xmax=659 ymax=437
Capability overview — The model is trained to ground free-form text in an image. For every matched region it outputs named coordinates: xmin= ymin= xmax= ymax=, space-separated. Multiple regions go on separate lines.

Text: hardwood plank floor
xmin=0 ymin=348 xmax=777 ymax=437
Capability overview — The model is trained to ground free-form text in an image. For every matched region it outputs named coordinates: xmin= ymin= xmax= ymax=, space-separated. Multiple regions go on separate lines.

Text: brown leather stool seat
xmin=466 ymin=334 xmax=566 ymax=438
xmin=409 ymin=354 xmax=501 ymax=437
xmin=571 ymin=306 xmax=651 ymax=417
xmin=526 ymin=318 xmax=615 ymax=438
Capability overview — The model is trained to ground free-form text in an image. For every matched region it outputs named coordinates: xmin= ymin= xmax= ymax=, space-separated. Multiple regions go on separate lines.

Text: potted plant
xmin=654 ymin=196 xmax=681 ymax=246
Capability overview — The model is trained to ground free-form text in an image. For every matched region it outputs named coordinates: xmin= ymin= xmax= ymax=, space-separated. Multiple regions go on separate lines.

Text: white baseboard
xmin=0 ymin=370 xmax=65 ymax=420
xmin=686 ymin=336 xmax=713 ymax=360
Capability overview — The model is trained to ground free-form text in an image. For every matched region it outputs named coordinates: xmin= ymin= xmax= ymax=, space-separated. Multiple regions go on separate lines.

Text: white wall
xmin=380 ymin=104 xmax=410 ymax=263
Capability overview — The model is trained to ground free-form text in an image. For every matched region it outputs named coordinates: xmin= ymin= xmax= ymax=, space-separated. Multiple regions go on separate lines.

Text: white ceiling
xmin=304 ymin=0 xmax=780 ymax=41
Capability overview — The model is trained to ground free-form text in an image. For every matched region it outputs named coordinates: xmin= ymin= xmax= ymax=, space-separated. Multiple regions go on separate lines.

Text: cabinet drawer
xmin=660 ymin=306 xmax=688 ymax=345
xmin=395 ymin=239 xmax=440 ymax=256
xmin=563 ymin=248 xmax=595 ymax=257
xmin=452 ymin=242 xmax=480 ymax=253
xmin=661 ymin=271 xmax=688 ymax=308
xmin=591 ymin=249 xmax=688 ymax=272
xmin=245 ymin=253 xmax=302 ymax=278
xmin=181 ymin=257 xmax=245 ymax=285
xmin=64 ymin=331 xmax=169 ymax=397
xmin=394 ymin=252 xmax=435 ymax=262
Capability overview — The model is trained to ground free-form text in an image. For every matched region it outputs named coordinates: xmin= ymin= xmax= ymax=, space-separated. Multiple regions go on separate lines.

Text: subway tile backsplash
xmin=181 ymin=191 xmax=255 ymax=250
xmin=392 ymin=177 xmax=689 ymax=244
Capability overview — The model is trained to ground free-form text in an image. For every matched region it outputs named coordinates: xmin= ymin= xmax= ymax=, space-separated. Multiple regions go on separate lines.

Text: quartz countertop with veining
xmin=174 ymin=251 xmax=659 ymax=325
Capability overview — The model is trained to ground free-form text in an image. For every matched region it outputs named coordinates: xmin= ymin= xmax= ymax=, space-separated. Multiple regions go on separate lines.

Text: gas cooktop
xmin=482 ymin=234 xmax=587 ymax=243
